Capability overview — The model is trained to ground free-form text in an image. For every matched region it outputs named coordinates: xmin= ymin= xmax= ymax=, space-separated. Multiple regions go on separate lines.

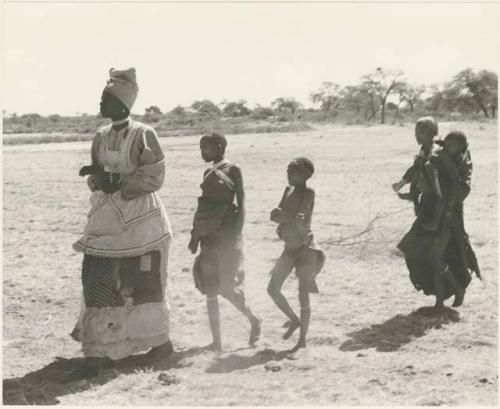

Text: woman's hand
xmin=100 ymin=180 xmax=122 ymax=194
xmin=87 ymin=175 xmax=101 ymax=192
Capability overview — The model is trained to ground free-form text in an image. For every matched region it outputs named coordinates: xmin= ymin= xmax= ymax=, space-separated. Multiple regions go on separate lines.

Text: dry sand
xmin=2 ymin=122 xmax=497 ymax=405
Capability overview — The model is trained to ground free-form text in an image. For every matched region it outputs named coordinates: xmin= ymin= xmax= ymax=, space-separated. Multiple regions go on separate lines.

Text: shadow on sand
xmin=2 ymin=345 xmax=211 ymax=405
xmin=339 ymin=306 xmax=460 ymax=353
xmin=206 ymin=348 xmax=296 ymax=374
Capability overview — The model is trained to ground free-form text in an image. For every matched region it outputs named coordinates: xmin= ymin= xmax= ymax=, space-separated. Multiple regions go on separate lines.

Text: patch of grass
xmin=3 ymin=133 xmax=94 ymax=145
xmin=3 ymin=122 xmax=313 ymax=145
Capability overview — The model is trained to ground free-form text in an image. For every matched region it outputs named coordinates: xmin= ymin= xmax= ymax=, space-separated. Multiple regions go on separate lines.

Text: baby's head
xmin=287 ymin=157 xmax=314 ymax=186
xmin=200 ymin=132 xmax=227 ymax=162
xmin=415 ymin=116 xmax=438 ymax=146
xmin=444 ymin=131 xmax=468 ymax=156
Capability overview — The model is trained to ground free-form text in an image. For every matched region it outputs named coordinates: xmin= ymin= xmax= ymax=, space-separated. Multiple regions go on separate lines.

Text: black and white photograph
xmin=2 ymin=0 xmax=498 ymax=405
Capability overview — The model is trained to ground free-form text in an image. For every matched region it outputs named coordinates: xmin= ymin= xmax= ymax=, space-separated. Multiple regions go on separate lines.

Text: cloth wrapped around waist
xmin=277 ymin=220 xmax=312 ymax=254
xmin=192 ymin=198 xmax=238 ymax=238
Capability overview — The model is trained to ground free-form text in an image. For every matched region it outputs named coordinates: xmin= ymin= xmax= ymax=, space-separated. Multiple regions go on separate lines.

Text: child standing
xmin=189 ymin=133 xmax=261 ymax=352
xmin=267 ymin=157 xmax=325 ymax=351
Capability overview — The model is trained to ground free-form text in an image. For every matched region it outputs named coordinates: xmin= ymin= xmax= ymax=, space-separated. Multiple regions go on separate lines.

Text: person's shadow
xmin=339 ymin=306 xmax=460 ymax=353
xmin=2 ymin=345 xmax=210 ymax=405
xmin=206 ymin=347 xmax=296 ymax=374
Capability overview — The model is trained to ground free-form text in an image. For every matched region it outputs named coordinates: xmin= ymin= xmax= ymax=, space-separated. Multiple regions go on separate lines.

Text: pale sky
xmin=2 ymin=2 xmax=499 ymax=116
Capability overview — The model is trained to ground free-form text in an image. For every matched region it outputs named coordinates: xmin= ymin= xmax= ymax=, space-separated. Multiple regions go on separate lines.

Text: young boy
xmin=189 ymin=132 xmax=261 ymax=352
xmin=267 ymin=157 xmax=325 ymax=351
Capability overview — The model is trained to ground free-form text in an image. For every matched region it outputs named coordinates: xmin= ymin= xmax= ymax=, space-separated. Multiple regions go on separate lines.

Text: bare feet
xmin=249 ymin=318 xmax=262 ymax=346
xmin=291 ymin=339 xmax=306 ymax=352
xmin=282 ymin=320 xmax=300 ymax=340
xmin=206 ymin=342 xmax=223 ymax=353
xmin=432 ymin=301 xmax=445 ymax=315
xmin=452 ymin=287 xmax=465 ymax=307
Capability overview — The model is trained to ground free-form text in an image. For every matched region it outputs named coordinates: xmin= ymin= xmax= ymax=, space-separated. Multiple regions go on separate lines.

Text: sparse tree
xmin=391 ymin=82 xmax=407 ymax=123
xmin=444 ymin=69 xmax=497 ymax=117
xmin=170 ymin=105 xmax=186 ymax=116
xmin=310 ymin=82 xmax=343 ymax=113
xmin=401 ymin=83 xmax=426 ymax=112
xmin=21 ymin=113 xmax=41 ymax=128
xmin=425 ymin=83 xmax=445 ymax=112
xmin=361 ymin=67 xmax=406 ymax=124
xmin=251 ymin=105 xmax=274 ymax=119
xmin=221 ymin=100 xmax=251 ymax=117
xmin=145 ymin=105 xmax=163 ymax=115
xmin=271 ymin=97 xmax=302 ymax=115
xmin=49 ymin=114 xmax=61 ymax=123
xmin=190 ymin=99 xmax=221 ymax=116
xmin=340 ymin=85 xmax=380 ymax=120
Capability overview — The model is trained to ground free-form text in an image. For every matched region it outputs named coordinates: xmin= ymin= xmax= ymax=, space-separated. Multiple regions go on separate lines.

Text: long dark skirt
xmin=397 ymin=217 xmax=480 ymax=299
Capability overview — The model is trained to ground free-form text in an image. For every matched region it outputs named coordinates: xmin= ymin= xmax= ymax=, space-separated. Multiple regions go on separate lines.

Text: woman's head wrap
xmin=201 ymin=132 xmax=227 ymax=150
xmin=289 ymin=157 xmax=315 ymax=178
xmin=416 ymin=116 xmax=438 ymax=136
xmin=103 ymin=68 xmax=139 ymax=111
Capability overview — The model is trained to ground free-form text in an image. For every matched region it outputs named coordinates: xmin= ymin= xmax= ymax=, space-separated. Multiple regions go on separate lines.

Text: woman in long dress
xmin=69 ymin=68 xmax=173 ymax=379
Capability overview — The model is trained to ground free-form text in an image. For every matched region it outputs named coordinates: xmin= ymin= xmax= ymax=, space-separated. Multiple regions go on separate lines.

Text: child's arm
xmin=271 ymin=209 xmax=298 ymax=223
xmin=393 ymin=156 xmax=418 ymax=192
xmin=271 ymin=187 xmax=292 ymax=223
xmin=229 ymin=165 xmax=245 ymax=236
xmin=457 ymin=150 xmax=473 ymax=202
xmin=271 ymin=189 xmax=314 ymax=224
xmin=296 ymin=188 xmax=315 ymax=222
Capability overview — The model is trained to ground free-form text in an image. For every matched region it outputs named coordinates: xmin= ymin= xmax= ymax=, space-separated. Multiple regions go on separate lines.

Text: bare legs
xmin=206 ymin=287 xmax=261 ymax=352
xmin=294 ymin=278 xmax=312 ymax=350
xmin=429 ymin=229 xmax=465 ymax=309
xmin=206 ymin=296 xmax=223 ymax=352
xmin=268 ymin=267 xmax=300 ymax=339
xmin=268 ymin=264 xmax=313 ymax=350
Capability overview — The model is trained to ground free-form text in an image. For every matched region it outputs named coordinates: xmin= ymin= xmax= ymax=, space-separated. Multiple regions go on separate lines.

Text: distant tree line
xmin=142 ymin=67 xmax=497 ymax=124
xmin=4 ymin=67 xmax=497 ymax=134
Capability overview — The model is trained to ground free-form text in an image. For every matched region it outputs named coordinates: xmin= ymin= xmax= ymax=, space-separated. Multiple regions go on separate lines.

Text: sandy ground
xmin=2 ymin=122 xmax=497 ymax=405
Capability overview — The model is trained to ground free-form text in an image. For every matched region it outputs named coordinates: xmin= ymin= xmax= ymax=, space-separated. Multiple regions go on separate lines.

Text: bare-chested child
xmin=189 ymin=132 xmax=261 ymax=352
xmin=267 ymin=157 xmax=326 ymax=351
